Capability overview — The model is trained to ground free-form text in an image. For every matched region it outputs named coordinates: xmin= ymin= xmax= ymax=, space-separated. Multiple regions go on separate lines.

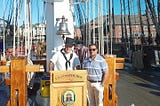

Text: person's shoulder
xmin=72 ymin=51 xmax=77 ymax=55
xmin=95 ymin=54 xmax=106 ymax=61
xmin=83 ymin=57 xmax=90 ymax=62
xmin=72 ymin=52 xmax=79 ymax=58
xmin=96 ymin=54 xmax=104 ymax=59
xmin=53 ymin=50 xmax=62 ymax=56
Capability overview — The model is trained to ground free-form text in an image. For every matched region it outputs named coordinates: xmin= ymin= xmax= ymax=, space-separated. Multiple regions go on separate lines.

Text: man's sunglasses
xmin=89 ymin=49 xmax=96 ymax=51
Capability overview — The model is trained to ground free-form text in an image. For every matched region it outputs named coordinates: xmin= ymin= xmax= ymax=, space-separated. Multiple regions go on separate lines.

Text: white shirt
xmin=50 ymin=50 xmax=80 ymax=70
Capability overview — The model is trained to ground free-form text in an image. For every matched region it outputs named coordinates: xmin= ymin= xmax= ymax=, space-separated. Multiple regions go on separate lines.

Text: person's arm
xmin=49 ymin=61 xmax=54 ymax=71
xmin=73 ymin=53 xmax=81 ymax=70
xmin=101 ymin=71 xmax=108 ymax=86
xmin=49 ymin=51 xmax=59 ymax=71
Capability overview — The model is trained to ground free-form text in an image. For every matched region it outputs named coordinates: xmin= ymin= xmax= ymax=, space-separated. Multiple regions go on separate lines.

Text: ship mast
xmin=146 ymin=0 xmax=160 ymax=45
xmin=2 ymin=0 xmax=6 ymax=57
xmin=128 ymin=0 xmax=132 ymax=48
xmin=120 ymin=0 xmax=124 ymax=43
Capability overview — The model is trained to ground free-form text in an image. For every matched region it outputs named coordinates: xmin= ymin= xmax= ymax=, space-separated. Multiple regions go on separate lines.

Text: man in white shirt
xmin=49 ymin=37 xmax=80 ymax=71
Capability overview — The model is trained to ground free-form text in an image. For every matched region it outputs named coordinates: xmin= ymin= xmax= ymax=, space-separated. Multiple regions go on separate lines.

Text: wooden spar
xmin=138 ymin=0 xmax=144 ymax=35
xmin=123 ymin=0 xmax=128 ymax=44
xmin=28 ymin=0 xmax=33 ymax=59
xmin=145 ymin=2 xmax=151 ymax=35
xmin=103 ymin=0 xmax=109 ymax=54
xmin=109 ymin=0 xmax=113 ymax=54
xmin=24 ymin=0 xmax=26 ymax=56
xmin=112 ymin=0 xmax=115 ymax=43
xmin=110 ymin=0 xmax=113 ymax=54
xmin=13 ymin=0 xmax=16 ymax=56
xmin=104 ymin=0 xmax=109 ymax=54
xmin=86 ymin=2 xmax=91 ymax=46
xmin=145 ymin=0 xmax=154 ymax=45
xmin=92 ymin=0 xmax=96 ymax=44
xmin=98 ymin=0 xmax=100 ymax=53
xmin=85 ymin=2 xmax=88 ymax=46
xmin=2 ymin=0 xmax=6 ymax=57
xmin=128 ymin=0 xmax=132 ymax=47
xmin=75 ymin=2 xmax=86 ymax=39
xmin=17 ymin=0 xmax=20 ymax=56
xmin=158 ymin=0 xmax=160 ymax=26
xmin=98 ymin=0 xmax=104 ymax=54
xmin=101 ymin=0 xmax=104 ymax=55
xmin=120 ymin=0 xmax=124 ymax=42
xmin=88 ymin=1 xmax=91 ymax=46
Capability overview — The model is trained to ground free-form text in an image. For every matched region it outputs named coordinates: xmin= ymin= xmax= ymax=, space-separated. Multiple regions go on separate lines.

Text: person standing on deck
xmin=74 ymin=42 xmax=89 ymax=68
xmin=49 ymin=37 xmax=81 ymax=71
xmin=82 ymin=43 xmax=108 ymax=106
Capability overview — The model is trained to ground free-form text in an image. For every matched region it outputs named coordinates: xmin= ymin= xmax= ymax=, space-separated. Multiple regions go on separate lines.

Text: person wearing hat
xmin=49 ymin=37 xmax=81 ymax=70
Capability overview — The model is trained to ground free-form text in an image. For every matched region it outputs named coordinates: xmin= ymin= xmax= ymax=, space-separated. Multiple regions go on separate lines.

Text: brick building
xmin=78 ymin=15 xmax=157 ymax=45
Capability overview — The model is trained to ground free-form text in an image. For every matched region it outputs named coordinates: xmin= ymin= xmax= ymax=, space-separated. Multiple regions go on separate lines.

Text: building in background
xmin=79 ymin=14 xmax=156 ymax=46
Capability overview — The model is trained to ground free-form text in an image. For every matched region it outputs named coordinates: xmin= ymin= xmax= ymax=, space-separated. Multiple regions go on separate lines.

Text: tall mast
xmin=128 ymin=0 xmax=132 ymax=48
xmin=146 ymin=0 xmax=160 ymax=45
xmin=158 ymin=0 xmax=160 ymax=26
xmin=112 ymin=0 xmax=115 ymax=43
xmin=28 ymin=0 xmax=32 ymax=58
xmin=98 ymin=0 xmax=104 ymax=54
xmin=138 ymin=0 xmax=144 ymax=35
xmin=92 ymin=0 xmax=95 ymax=44
xmin=120 ymin=0 xmax=124 ymax=43
xmin=104 ymin=0 xmax=109 ymax=54
xmin=88 ymin=1 xmax=91 ymax=46
xmin=85 ymin=2 xmax=88 ymax=46
xmin=17 ymin=0 xmax=20 ymax=56
xmin=145 ymin=1 xmax=151 ymax=36
xmin=109 ymin=0 xmax=113 ymax=54
xmin=2 ymin=0 xmax=6 ymax=57
xmin=24 ymin=0 xmax=27 ymax=55
xmin=145 ymin=2 xmax=153 ymax=45
xmin=13 ymin=0 xmax=17 ymax=56
xmin=123 ymin=0 xmax=128 ymax=45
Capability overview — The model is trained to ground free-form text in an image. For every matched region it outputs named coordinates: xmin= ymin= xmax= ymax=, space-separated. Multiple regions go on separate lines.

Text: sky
xmin=0 ymin=0 xmax=158 ymax=26
xmin=0 ymin=0 xmax=44 ymax=25
xmin=73 ymin=0 xmax=150 ymax=26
